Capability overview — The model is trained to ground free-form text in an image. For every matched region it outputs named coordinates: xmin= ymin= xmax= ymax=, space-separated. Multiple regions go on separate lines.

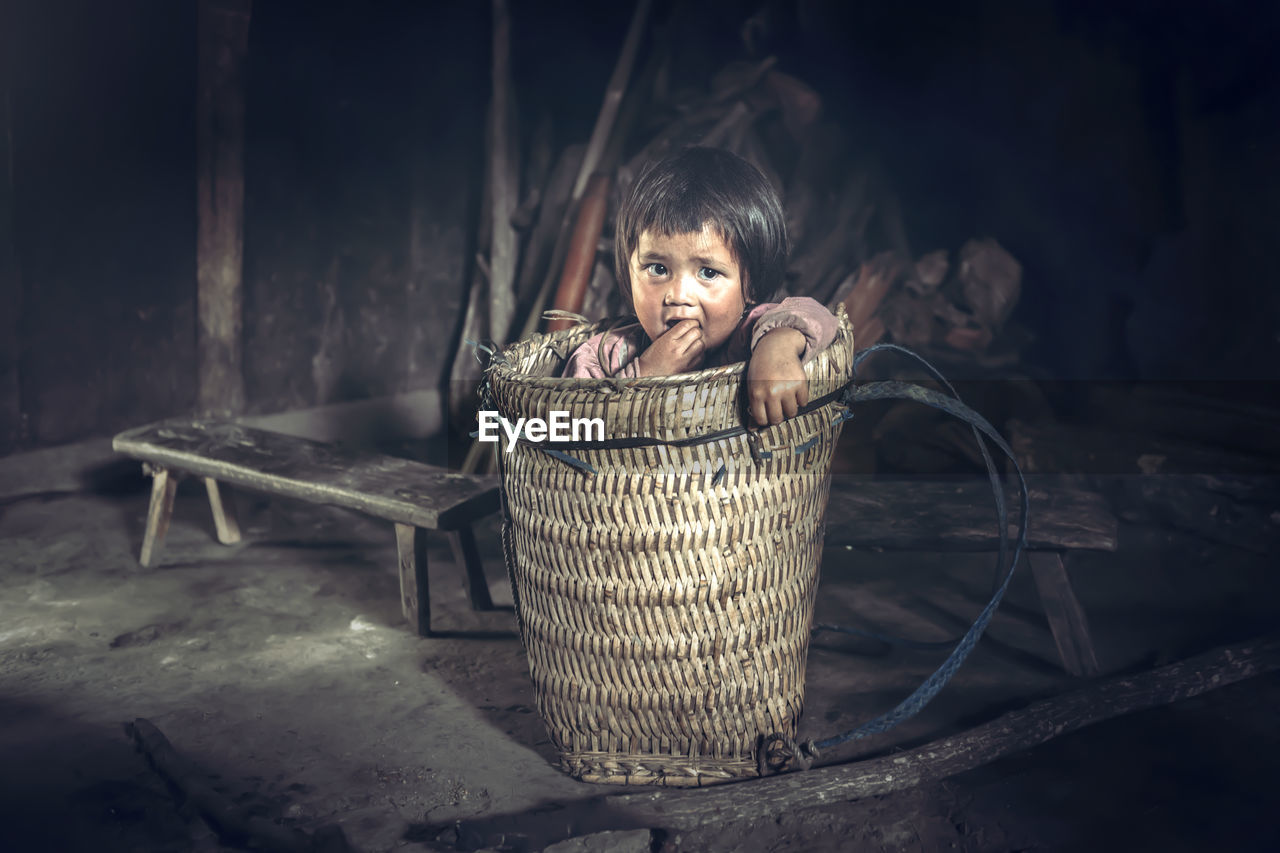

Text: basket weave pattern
xmin=487 ymin=311 xmax=855 ymax=786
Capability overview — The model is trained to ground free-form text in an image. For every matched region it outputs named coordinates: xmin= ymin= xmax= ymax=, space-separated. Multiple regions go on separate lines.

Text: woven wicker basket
xmin=485 ymin=308 xmax=856 ymax=786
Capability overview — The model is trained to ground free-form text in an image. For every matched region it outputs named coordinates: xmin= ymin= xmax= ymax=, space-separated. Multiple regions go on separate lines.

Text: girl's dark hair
xmin=614 ymin=146 xmax=788 ymax=311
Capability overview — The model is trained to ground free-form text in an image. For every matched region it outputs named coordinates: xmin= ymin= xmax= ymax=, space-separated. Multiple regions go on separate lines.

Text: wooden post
xmin=196 ymin=0 xmax=251 ymax=416
xmin=487 ymin=0 xmax=518 ymax=346
xmin=0 ymin=41 xmax=21 ymax=448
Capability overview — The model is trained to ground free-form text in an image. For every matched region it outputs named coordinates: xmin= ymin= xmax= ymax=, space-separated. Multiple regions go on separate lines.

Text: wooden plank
xmin=140 ymin=468 xmax=179 ymax=567
xmin=203 ymin=477 xmax=242 ymax=545
xmin=1130 ymin=474 xmax=1279 ymax=556
xmin=1086 ymin=383 xmax=1280 ymax=461
xmin=396 ymin=523 xmax=431 ymax=637
xmin=1028 ymin=552 xmax=1100 ymax=677
xmin=1009 ymin=417 xmax=1280 ymax=476
xmin=113 ymin=420 xmax=499 ymax=530
xmin=824 ymin=477 xmax=1118 ymax=552
xmin=196 ymin=0 xmax=252 ymax=416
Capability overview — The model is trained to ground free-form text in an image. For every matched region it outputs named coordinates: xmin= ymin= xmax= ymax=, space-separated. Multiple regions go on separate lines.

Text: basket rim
xmin=487 ymin=305 xmax=851 ymax=392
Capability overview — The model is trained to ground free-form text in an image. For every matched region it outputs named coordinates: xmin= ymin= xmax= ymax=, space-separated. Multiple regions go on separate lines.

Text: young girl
xmin=563 ymin=146 xmax=839 ymax=426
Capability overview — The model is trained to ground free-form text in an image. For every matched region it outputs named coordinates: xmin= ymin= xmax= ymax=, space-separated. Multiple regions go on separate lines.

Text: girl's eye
xmin=643 ymin=263 xmax=668 ymax=277
xmin=698 ymin=267 xmax=722 ymax=281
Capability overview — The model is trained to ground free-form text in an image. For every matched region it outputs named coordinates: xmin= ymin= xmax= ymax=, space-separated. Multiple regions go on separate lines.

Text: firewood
xmin=955 ymin=237 xmax=1021 ymax=331
xmin=841 ymin=251 xmax=901 ymax=331
xmin=880 ymin=291 xmax=934 ymax=349
xmin=911 ymin=249 xmax=949 ymax=295
xmin=788 ymin=170 xmax=868 ymax=301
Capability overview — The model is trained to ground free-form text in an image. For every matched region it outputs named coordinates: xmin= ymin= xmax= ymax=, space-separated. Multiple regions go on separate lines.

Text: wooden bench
xmin=112 ymin=419 xmax=501 ymax=637
xmin=824 ymin=477 xmax=1118 ymax=677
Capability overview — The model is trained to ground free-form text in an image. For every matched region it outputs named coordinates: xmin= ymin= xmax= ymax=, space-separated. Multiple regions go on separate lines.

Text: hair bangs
xmin=614 ymin=147 xmax=788 ymax=311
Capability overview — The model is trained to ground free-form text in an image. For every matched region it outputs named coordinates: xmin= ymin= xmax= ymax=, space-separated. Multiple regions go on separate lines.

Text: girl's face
xmin=629 ymin=223 xmax=747 ymax=357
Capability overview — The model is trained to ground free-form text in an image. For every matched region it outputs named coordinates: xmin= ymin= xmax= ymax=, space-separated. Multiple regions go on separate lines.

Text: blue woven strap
xmin=802 ymin=345 xmax=1029 ymax=752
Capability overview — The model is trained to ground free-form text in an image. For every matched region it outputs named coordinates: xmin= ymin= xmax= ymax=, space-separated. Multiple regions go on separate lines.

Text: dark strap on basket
xmin=760 ymin=343 xmax=1029 ymax=775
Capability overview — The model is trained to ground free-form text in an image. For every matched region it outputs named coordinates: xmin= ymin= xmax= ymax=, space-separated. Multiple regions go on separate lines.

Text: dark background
xmin=3 ymin=0 xmax=1278 ymax=455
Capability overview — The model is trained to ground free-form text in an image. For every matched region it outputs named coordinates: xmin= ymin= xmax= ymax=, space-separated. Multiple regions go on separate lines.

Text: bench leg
xmin=395 ymin=523 xmax=431 ymax=637
xmin=447 ymin=525 xmax=494 ymax=611
xmin=140 ymin=466 xmax=178 ymax=568
xmin=1030 ymin=551 xmax=1100 ymax=677
xmin=203 ymin=478 xmax=241 ymax=545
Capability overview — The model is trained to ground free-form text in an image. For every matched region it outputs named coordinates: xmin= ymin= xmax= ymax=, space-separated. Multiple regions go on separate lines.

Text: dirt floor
xmin=1 ymin=434 xmax=1278 ymax=852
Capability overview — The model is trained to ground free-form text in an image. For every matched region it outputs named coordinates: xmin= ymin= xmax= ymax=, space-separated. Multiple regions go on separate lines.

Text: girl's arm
xmin=744 ymin=297 xmax=839 ymax=425
xmin=748 ymin=297 xmax=839 ymax=363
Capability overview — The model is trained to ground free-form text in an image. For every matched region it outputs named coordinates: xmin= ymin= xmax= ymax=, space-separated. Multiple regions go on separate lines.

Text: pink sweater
xmin=562 ymin=297 xmax=839 ymax=378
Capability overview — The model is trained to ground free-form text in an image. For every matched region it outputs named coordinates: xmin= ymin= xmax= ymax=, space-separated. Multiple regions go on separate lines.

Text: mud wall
xmin=2 ymin=0 xmax=496 ymax=452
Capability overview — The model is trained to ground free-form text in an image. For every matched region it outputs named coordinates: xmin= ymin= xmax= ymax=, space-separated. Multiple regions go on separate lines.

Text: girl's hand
xmin=746 ymin=328 xmax=809 ymax=426
xmin=633 ymin=320 xmax=705 ymax=376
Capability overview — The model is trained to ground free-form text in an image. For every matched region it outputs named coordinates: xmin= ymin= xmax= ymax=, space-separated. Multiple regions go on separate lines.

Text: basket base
xmin=560 ymin=751 xmax=760 ymax=787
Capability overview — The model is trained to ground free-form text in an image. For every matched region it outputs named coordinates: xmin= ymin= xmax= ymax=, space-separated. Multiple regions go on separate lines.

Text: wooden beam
xmin=487 ymin=0 xmax=517 ymax=345
xmin=0 ymin=41 xmax=20 ymax=449
xmin=196 ymin=0 xmax=252 ymax=416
